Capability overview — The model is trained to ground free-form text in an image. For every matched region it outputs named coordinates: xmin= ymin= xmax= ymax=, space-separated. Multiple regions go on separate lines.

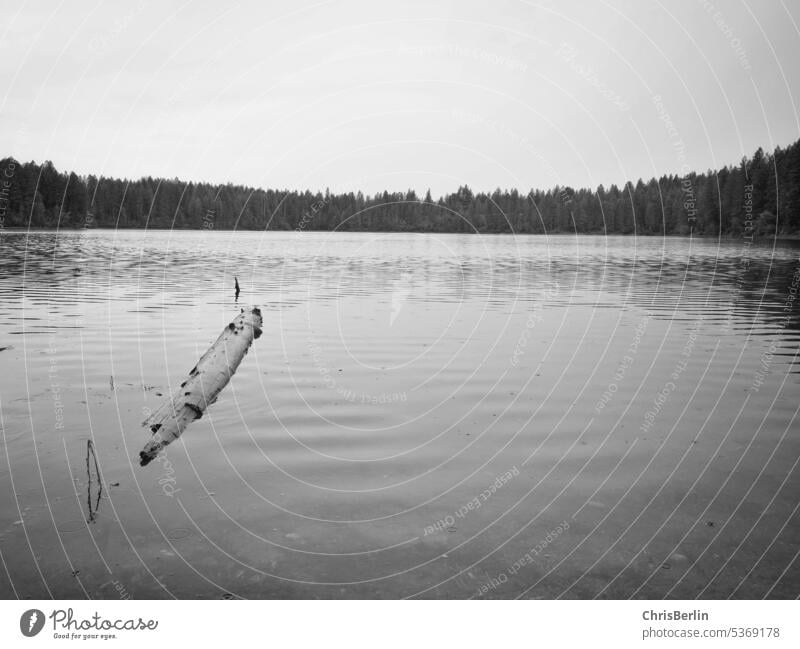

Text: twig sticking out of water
xmin=86 ymin=439 xmax=102 ymax=523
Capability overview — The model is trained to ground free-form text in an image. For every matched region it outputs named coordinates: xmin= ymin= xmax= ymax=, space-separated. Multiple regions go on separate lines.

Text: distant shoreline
xmin=4 ymin=139 xmax=800 ymax=237
xmin=3 ymin=226 xmax=800 ymax=242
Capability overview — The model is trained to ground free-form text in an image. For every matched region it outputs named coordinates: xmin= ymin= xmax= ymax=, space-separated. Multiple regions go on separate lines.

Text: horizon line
xmin=2 ymin=137 xmax=794 ymax=200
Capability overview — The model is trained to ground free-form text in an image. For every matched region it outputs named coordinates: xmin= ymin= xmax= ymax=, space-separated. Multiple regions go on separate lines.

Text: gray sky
xmin=1 ymin=0 xmax=799 ymax=196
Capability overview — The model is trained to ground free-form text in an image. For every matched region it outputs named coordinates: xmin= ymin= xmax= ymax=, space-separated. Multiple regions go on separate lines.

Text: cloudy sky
xmin=1 ymin=0 xmax=798 ymax=196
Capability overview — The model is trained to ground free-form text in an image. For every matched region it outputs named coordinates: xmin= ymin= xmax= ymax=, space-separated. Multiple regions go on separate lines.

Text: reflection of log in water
xmin=139 ymin=307 xmax=262 ymax=466
xmin=86 ymin=439 xmax=102 ymax=523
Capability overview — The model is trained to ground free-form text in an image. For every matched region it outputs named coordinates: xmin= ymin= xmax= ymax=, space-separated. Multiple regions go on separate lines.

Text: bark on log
xmin=139 ymin=307 xmax=262 ymax=466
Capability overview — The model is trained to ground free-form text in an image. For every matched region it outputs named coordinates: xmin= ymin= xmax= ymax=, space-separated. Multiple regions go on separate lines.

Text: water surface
xmin=0 ymin=230 xmax=798 ymax=598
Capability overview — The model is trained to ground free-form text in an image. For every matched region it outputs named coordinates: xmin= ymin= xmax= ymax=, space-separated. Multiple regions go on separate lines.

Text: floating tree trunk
xmin=139 ymin=307 xmax=262 ymax=466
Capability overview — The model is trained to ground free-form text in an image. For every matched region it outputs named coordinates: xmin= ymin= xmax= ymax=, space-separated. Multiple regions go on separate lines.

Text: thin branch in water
xmin=86 ymin=439 xmax=102 ymax=523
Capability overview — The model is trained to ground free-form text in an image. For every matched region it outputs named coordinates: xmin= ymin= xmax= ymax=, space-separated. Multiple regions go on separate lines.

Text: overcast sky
xmin=1 ymin=0 xmax=799 ymax=196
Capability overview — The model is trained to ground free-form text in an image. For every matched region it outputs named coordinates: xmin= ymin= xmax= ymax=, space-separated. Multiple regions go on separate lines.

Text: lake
xmin=0 ymin=229 xmax=798 ymax=599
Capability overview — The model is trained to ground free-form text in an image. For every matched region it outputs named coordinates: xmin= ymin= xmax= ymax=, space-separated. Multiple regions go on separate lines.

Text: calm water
xmin=0 ymin=230 xmax=798 ymax=599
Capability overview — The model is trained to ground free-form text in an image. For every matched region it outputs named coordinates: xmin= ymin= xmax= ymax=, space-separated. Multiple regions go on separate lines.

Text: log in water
xmin=139 ymin=307 xmax=263 ymax=466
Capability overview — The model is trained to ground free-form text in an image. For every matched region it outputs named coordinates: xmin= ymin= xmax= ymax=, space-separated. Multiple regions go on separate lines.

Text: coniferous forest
xmin=2 ymin=139 xmax=799 ymax=236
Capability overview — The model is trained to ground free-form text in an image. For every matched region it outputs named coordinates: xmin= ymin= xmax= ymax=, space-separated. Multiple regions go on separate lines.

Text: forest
xmin=1 ymin=139 xmax=799 ymax=236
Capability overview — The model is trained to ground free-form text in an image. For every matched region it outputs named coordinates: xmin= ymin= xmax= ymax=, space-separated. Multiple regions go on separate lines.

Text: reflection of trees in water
xmin=720 ymin=255 xmax=800 ymax=334
xmin=86 ymin=439 xmax=102 ymax=524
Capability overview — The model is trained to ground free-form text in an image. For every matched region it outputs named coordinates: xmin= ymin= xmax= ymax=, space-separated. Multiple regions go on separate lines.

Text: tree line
xmin=1 ymin=138 xmax=799 ymax=236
